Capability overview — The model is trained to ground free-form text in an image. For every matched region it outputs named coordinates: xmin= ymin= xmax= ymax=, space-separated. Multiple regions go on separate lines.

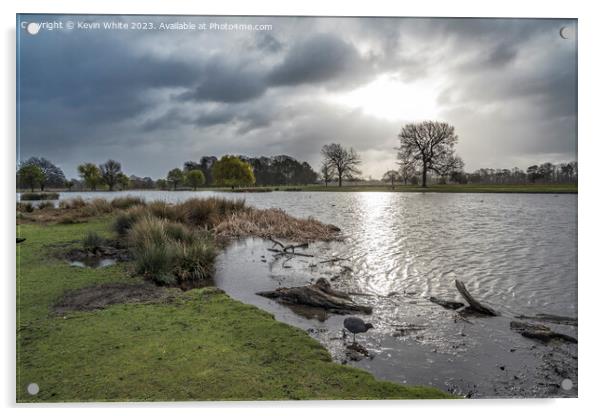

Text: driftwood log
xmin=515 ymin=313 xmax=577 ymax=327
xmin=510 ymin=321 xmax=577 ymax=344
xmin=455 ymin=280 xmax=498 ymax=316
xmin=257 ymin=278 xmax=372 ymax=314
xmin=428 ymin=296 xmax=465 ymax=310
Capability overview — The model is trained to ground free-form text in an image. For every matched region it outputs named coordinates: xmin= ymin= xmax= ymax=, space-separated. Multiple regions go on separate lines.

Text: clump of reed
xmin=59 ymin=197 xmax=87 ymax=209
xmin=36 ymin=201 xmax=55 ymax=210
xmin=213 ymin=208 xmax=341 ymax=242
xmin=113 ymin=205 xmax=147 ymax=236
xmin=82 ymin=231 xmax=104 ymax=250
xmin=179 ymin=197 xmax=248 ymax=227
xmin=110 ymin=196 xmax=146 ymax=210
xmin=81 ymin=199 xmax=114 ymax=216
xmin=127 ymin=215 xmax=215 ymax=287
xmin=16 ymin=202 xmax=34 ymax=213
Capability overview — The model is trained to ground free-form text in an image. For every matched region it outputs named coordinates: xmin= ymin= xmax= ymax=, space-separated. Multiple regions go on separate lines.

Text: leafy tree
xmin=99 ymin=159 xmax=123 ymax=191
xmin=244 ymin=155 xmax=317 ymax=186
xmin=20 ymin=157 xmax=66 ymax=190
xmin=65 ymin=180 xmax=75 ymax=191
xmin=17 ymin=165 xmax=45 ymax=192
xmin=77 ymin=163 xmax=102 ymax=191
xmin=382 ymin=170 xmax=401 ymax=188
xmin=186 ymin=170 xmax=206 ymax=190
xmin=116 ymin=173 xmax=130 ymax=190
xmin=212 ymin=155 xmax=255 ymax=189
xmin=320 ymin=143 xmax=362 ymax=187
xmin=156 ymin=179 xmax=169 ymax=190
xmin=167 ymin=168 xmax=185 ymax=190
xmin=129 ymin=175 xmax=155 ymax=189
xmin=397 ymin=121 xmax=460 ymax=187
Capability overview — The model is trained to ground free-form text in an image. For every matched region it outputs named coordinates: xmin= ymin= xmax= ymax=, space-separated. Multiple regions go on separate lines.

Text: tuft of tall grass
xmin=37 ymin=201 xmax=55 ymax=210
xmin=59 ymin=197 xmax=87 ymax=209
xmin=126 ymin=215 xmax=216 ymax=287
xmin=131 ymin=237 xmax=176 ymax=285
xmin=81 ymin=199 xmax=114 ymax=216
xmin=113 ymin=205 xmax=147 ymax=236
xmin=17 ymin=202 xmax=34 ymax=213
xmin=110 ymin=196 xmax=146 ymax=210
xmin=82 ymin=231 xmax=104 ymax=250
xmin=172 ymin=239 xmax=215 ymax=282
xmin=181 ymin=197 xmax=247 ymax=227
xmin=213 ymin=208 xmax=340 ymax=242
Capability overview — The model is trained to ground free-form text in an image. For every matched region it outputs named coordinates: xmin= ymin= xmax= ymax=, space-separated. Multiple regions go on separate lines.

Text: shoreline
xmin=17 ymin=183 xmax=578 ymax=196
xmin=16 ymin=217 xmax=453 ymax=402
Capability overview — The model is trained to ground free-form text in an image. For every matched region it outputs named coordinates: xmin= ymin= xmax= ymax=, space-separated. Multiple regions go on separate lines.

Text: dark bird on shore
xmin=16 ymin=238 xmax=26 ymax=244
xmin=344 ymin=317 xmax=373 ymax=343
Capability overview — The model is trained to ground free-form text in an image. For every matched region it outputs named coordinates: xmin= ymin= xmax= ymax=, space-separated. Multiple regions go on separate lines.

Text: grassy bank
xmin=16 ymin=218 xmax=452 ymax=401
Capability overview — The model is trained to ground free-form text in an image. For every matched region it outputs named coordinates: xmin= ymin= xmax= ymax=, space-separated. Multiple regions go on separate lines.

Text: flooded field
xmin=53 ymin=190 xmax=578 ymax=397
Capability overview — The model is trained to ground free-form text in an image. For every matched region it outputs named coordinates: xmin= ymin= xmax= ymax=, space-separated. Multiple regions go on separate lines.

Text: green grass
xmin=16 ymin=219 xmax=452 ymax=402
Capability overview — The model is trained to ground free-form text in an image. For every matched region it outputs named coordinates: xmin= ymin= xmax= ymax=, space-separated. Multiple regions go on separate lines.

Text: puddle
xmin=69 ymin=258 xmax=117 ymax=268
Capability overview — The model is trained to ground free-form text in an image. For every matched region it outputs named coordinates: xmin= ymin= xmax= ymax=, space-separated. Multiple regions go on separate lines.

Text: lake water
xmin=53 ymin=190 xmax=578 ymax=398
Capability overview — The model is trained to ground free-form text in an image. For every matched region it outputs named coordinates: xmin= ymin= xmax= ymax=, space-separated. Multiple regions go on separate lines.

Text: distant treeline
xmin=447 ymin=162 xmax=578 ymax=185
xmin=16 ymin=155 xmax=577 ymax=192
xmin=16 ymin=154 xmax=319 ymax=191
xmin=182 ymin=155 xmax=318 ymax=187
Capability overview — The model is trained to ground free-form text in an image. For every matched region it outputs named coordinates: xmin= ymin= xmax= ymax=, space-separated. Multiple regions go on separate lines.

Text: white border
xmin=2 ymin=1 xmax=601 ymax=415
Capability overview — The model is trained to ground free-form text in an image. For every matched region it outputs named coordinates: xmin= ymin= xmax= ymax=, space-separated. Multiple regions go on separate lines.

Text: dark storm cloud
xmin=176 ymin=61 xmax=267 ymax=103
xmin=268 ymin=33 xmax=366 ymax=87
xmin=17 ymin=15 xmax=577 ymax=179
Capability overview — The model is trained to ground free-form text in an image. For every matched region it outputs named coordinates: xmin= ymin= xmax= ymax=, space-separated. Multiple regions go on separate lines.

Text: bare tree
xmin=397 ymin=121 xmax=460 ymax=187
xmin=382 ymin=170 xmax=400 ymax=188
xmin=436 ymin=154 xmax=464 ymax=184
xmin=397 ymin=154 xmax=417 ymax=185
xmin=321 ymin=143 xmax=361 ymax=187
xmin=320 ymin=160 xmax=334 ymax=187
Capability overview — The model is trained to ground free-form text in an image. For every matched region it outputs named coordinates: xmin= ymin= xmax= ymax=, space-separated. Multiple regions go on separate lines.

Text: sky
xmin=17 ymin=15 xmax=577 ymax=180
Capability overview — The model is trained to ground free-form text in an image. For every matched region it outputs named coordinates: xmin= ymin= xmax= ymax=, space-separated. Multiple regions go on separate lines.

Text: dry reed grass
xmin=213 ymin=208 xmax=341 ymax=242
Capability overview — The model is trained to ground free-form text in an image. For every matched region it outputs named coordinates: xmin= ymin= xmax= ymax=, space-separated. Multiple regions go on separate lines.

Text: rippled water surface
xmin=54 ymin=190 xmax=578 ymax=397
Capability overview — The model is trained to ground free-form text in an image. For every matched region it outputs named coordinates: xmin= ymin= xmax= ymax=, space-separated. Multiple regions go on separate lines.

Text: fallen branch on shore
xmin=455 ymin=280 xmax=499 ymax=316
xmin=267 ymin=248 xmax=314 ymax=257
xmin=257 ymin=278 xmax=372 ymax=314
xmin=515 ymin=313 xmax=577 ymax=327
xmin=427 ymin=280 xmax=498 ymax=316
xmin=510 ymin=321 xmax=577 ymax=344
xmin=319 ymin=257 xmax=350 ymax=264
xmin=268 ymin=236 xmax=309 ymax=252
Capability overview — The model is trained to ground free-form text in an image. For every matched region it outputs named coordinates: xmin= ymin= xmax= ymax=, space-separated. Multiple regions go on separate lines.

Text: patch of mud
xmin=53 ymin=282 xmax=177 ymax=315
xmin=62 ymin=240 xmax=131 ymax=268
